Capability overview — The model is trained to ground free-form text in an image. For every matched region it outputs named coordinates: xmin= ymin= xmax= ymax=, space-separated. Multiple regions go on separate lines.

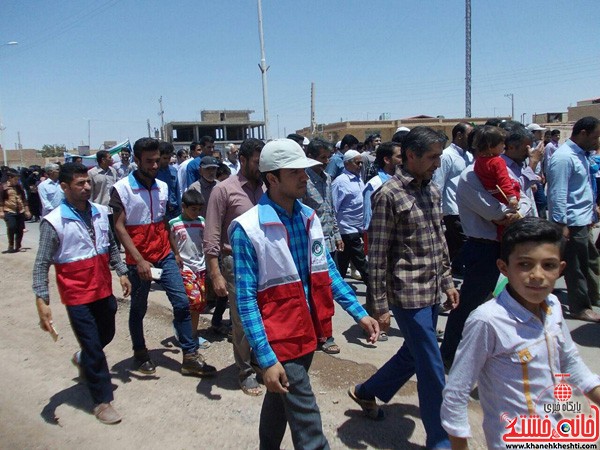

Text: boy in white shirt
xmin=441 ymin=217 xmax=600 ymax=449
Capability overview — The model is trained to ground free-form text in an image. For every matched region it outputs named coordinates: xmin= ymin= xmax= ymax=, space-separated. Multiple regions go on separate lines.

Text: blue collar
xmin=257 ymin=193 xmax=315 ymax=226
xmin=59 ymin=200 xmax=100 ymax=222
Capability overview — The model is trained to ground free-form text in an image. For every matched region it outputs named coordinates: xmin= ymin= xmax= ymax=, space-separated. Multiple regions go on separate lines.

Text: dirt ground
xmin=0 ymin=221 xmax=489 ymax=449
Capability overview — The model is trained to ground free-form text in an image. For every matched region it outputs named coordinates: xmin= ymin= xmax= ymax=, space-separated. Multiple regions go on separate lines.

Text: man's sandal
xmin=318 ymin=337 xmax=340 ymax=354
xmin=348 ymin=386 xmax=384 ymax=420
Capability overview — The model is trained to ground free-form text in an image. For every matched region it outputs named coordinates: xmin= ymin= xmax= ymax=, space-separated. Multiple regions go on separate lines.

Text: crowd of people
xmin=2 ymin=116 xmax=600 ymax=448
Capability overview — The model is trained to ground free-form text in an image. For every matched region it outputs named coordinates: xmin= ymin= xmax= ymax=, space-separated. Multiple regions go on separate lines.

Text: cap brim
xmin=202 ymin=164 xmax=219 ymax=168
xmin=282 ymin=157 xmax=323 ymax=169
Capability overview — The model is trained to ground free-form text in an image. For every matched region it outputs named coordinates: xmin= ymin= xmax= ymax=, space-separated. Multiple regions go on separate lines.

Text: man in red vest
xmin=229 ymin=138 xmax=379 ymax=449
xmin=33 ymin=162 xmax=131 ymax=424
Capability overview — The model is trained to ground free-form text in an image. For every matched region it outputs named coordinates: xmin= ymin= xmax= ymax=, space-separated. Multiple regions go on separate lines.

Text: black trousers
xmin=337 ymin=233 xmax=368 ymax=284
xmin=4 ymin=212 xmax=25 ymax=249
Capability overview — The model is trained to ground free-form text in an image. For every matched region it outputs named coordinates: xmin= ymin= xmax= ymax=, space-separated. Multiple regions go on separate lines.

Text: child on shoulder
xmin=473 ymin=125 xmax=520 ymax=239
xmin=441 ymin=217 xmax=600 ymax=449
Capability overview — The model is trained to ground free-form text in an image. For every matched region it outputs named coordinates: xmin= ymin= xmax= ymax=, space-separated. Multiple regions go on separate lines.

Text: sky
xmin=1 ymin=0 xmax=599 ymax=151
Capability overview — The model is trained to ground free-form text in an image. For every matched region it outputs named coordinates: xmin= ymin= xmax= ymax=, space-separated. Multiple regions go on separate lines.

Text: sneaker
xmin=71 ymin=351 xmax=85 ymax=380
xmin=93 ymin=402 xmax=122 ymax=425
xmin=181 ymin=351 xmax=216 ymax=377
xmin=133 ymin=349 xmax=156 ymax=375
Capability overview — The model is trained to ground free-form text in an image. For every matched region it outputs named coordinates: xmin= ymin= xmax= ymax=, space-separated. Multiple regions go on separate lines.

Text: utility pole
xmin=17 ymin=131 xmax=21 ymax=149
xmin=158 ymin=96 xmax=165 ymax=140
xmin=465 ymin=0 xmax=471 ymax=118
xmin=147 ymin=119 xmax=151 ymax=137
xmin=257 ymin=0 xmax=270 ymax=140
xmin=310 ymin=82 xmax=316 ymax=137
xmin=505 ymin=93 xmax=514 ymax=119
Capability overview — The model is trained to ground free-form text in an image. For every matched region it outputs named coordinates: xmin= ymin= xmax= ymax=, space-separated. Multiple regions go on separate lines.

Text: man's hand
xmin=562 ymin=225 xmax=570 ymax=239
xmin=444 ymin=287 xmax=460 ymax=310
xmin=136 ymin=259 xmax=153 ymax=281
xmin=36 ymin=297 xmax=53 ymax=333
xmin=358 ymin=316 xmax=380 ymax=344
xmin=374 ymin=311 xmax=391 ymax=333
xmin=263 ymin=362 xmax=289 ymax=393
xmin=211 ymin=272 xmax=228 ymax=297
xmin=528 ymin=141 xmax=544 ymax=165
xmin=493 ymin=212 xmax=521 ymax=227
xmin=335 ymin=240 xmax=344 ymax=252
xmin=119 ymin=275 xmax=131 ymax=297
xmin=0 ymin=211 xmax=4 ymax=220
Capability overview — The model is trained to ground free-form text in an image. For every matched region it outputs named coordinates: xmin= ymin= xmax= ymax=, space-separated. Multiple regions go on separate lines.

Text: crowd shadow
xmin=570 ymin=324 xmax=600 ymax=348
xmin=195 ymin=362 xmax=240 ymax=400
xmin=40 ymin=382 xmax=118 ymax=425
xmin=337 ymin=403 xmax=423 ymax=449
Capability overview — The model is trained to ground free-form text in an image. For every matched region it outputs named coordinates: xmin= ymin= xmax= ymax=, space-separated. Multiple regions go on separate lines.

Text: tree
xmin=40 ymin=144 xmax=66 ymax=158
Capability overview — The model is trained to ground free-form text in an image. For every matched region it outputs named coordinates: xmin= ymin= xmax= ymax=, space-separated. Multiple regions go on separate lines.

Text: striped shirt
xmin=369 ymin=167 xmax=453 ymax=314
xmin=230 ymin=194 xmax=367 ymax=368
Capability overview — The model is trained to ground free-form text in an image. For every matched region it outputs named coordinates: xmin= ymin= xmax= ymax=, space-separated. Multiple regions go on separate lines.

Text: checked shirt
xmin=368 ymin=167 xmax=453 ymax=315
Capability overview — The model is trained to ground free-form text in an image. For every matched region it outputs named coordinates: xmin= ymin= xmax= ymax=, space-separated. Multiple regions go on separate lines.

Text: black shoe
xmin=133 ymin=349 xmax=156 ymax=374
xmin=181 ymin=351 xmax=216 ymax=377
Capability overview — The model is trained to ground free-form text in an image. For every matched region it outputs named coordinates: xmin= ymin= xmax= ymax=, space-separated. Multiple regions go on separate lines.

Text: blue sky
xmin=1 ymin=0 xmax=599 ymax=151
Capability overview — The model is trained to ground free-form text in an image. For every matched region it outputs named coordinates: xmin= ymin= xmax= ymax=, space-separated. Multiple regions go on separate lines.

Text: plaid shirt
xmin=302 ymin=168 xmax=341 ymax=253
xmin=230 ymin=194 xmax=366 ymax=368
xmin=368 ymin=167 xmax=453 ymax=314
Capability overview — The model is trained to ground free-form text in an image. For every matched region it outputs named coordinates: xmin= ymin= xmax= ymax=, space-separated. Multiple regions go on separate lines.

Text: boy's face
xmin=497 ymin=242 xmax=565 ymax=312
xmin=182 ymin=204 xmax=202 ymax=220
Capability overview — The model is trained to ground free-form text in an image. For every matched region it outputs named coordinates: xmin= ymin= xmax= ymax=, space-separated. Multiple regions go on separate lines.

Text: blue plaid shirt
xmin=230 ymin=193 xmax=367 ymax=368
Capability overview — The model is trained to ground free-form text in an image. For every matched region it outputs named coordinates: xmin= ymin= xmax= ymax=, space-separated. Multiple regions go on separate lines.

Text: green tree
xmin=40 ymin=144 xmax=66 ymax=158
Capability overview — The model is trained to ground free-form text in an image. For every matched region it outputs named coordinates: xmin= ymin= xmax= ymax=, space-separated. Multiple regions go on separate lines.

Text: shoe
xmin=240 ymin=374 xmax=263 ymax=396
xmin=133 ymin=349 xmax=156 ymax=374
xmin=350 ymin=269 xmax=362 ymax=281
xmin=6 ymin=245 xmax=14 ymax=253
xmin=181 ymin=351 xmax=216 ymax=377
xmin=71 ymin=351 xmax=85 ymax=380
xmin=436 ymin=329 xmax=445 ymax=342
xmin=377 ymin=331 xmax=388 ymax=342
xmin=348 ymin=386 xmax=384 ymax=420
xmin=93 ymin=403 xmax=122 ymax=425
xmin=318 ymin=337 xmax=340 ymax=354
xmin=210 ymin=323 xmax=231 ymax=336
xmin=570 ymin=309 xmax=600 ymax=323
xmin=197 ymin=336 xmax=211 ymax=350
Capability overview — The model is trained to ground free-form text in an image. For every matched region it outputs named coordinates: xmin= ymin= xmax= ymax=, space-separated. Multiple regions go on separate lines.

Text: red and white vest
xmin=113 ymin=173 xmax=170 ymax=264
xmin=45 ymin=202 xmax=113 ymax=306
xmin=231 ymin=200 xmax=335 ymax=362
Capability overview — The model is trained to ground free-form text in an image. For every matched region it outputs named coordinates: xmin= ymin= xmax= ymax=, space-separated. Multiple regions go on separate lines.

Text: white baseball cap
xmin=259 ymin=138 xmax=321 ymax=172
xmin=526 ymin=123 xmax=547 ymax=131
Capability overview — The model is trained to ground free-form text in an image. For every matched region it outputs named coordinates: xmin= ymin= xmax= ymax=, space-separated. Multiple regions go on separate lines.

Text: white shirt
xmin=432 ymin=143 xmax=473 ymax=216
xmin=457 ymin=165 xmax=533 ymax=241
xmin=441 ymin=289 xmax=600 ymax=449
xmin=168 ymin=215 xmax=206 ymax=273
xmin=224 ymin=159 xmax=240 ymax=176
xmin=177 ymin=158 xmax=194 ymax=198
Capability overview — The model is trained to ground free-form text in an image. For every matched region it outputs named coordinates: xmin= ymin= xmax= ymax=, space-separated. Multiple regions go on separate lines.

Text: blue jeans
xmin=128 ymin=252 xmax=197 ymax=355
xmin=361 ymin=304 xmax=449 ymax=449
xmin=66 ymin=295 xmax=117 ymax=405
xmin=440 ymin=238 xmax=500 ymax=364
xmin=259 ymin=353 xmax=329 ymax=450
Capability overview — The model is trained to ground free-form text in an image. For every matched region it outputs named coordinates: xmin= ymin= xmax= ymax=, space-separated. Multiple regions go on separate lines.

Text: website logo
xmin=502 ymin=374 xmax=600 ymax=443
